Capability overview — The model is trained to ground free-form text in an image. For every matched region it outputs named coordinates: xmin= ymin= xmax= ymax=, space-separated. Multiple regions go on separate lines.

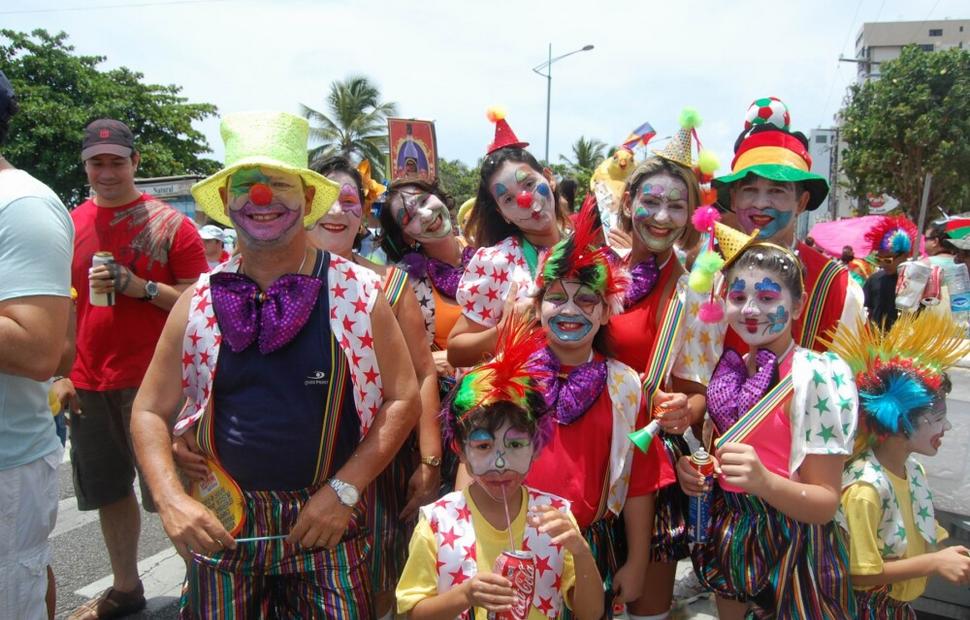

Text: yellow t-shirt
xmin=396 ymin=487 xmax=577 ymax=619
xmin=841 ymin=468 xmax=949 ymax=602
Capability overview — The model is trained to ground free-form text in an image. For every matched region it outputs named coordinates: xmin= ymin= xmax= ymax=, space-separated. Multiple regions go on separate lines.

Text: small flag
xmin=623 ymin=122 xmax=656 ymax=149
xmin=945 ymin=218 xmax=970 ymax=240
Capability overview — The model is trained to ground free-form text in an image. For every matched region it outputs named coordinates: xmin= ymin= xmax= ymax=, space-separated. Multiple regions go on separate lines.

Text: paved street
xmin=51 ymin=440 xmax=717 ymax=619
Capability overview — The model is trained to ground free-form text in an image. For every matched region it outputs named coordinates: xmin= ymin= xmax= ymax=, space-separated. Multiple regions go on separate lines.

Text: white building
xmin=854 ymin=19 xmax=970 ymax=82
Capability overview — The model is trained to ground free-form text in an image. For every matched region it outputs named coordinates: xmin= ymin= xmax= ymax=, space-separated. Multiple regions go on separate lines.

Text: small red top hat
xmin=486 ymin=106 xmax=528 ymax=154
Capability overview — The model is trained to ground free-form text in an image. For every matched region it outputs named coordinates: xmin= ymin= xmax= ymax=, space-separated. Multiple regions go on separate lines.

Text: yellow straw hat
xmin=191 ymin=111 xmax=339 ymax=228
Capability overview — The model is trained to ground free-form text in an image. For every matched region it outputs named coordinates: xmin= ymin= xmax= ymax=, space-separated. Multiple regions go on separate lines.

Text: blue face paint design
xmin=468 ymin=428 xmax=493 ymax=442
xmin=548 ymin=315 xmax=593 ymax=342
xmin=754 ymin=278 xmax=782 ymax=293
xmin=536 ymin=182 xmax=551 ymax=197
xmin=729 ymin=278 xmax=746 ymax=293
xmin=766 ymin=304 xmax=789 ymax=334
xmin=494 ymin=183 xmax=508 ymax=198
xmin=755 ymin=208 xmax=793 ymax=239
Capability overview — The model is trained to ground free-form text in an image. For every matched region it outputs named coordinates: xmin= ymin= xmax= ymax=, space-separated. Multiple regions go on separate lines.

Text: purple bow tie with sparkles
xmin=624 ymin=256 xmax=660 ymax=308
xmin=400 ymin=247 xmax=475 ymax=299
xmin=535 ymin=347 xmax=608 ymax=425
xmin=706 ymin=348 xmax=777 ymax=433
xmin=210 ymin=272 xmax=323 ymax=355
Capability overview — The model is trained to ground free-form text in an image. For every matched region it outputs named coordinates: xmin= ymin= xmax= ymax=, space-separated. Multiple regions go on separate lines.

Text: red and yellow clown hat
xmin=486 ymin=106 xmax=529 ymax=155
xmin=713 ymin=97 xmax=829 ymax=211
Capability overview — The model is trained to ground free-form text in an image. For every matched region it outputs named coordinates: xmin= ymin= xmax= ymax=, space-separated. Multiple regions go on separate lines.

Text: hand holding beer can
xmin=89 ymin=251 xmax=116 ymax=307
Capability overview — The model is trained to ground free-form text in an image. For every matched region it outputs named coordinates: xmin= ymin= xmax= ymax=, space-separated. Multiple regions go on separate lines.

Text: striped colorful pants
xmin=854 ymin=587 xmax=916 ymax=620
xmin=692 ymin=489 xmax=855 ymax=619
xmin=179 ymin=487 xmax=373 ymax=619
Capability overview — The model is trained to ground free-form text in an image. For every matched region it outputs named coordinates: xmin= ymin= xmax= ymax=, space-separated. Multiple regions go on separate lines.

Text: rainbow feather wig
xmin=535 ymin=195 xmax=629 ymax=314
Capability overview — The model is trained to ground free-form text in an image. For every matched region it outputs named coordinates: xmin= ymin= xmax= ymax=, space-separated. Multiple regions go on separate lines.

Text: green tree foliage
xmin=560 ymin=135 xmax=607 ymax=171
xmin=1 ymin=29 xmax=219 ymax=206
xmin=301 ymin=76 xmax=398 ymax=178
xmin=841 ymin=45 xmax=970 ymax=217
xmin=437 ymin=158 xmax=480 ymax=206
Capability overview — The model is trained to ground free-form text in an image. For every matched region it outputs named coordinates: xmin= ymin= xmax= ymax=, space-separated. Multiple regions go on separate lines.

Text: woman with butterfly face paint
xmin=381 ymin=179 xmax=471 ymax=389
xmin=607 ymin=155 xmax=725 ymax=620
xmin=679 ymin=236 xmax=859 ymax=619
xmin=448 ymin=110 xmax=565 ymax=368
xmin=523 ymin=201 xmax=676 ymax=618
xmin=830 ymin=311 xmax=970 ymax=618
xmin=397 ymin=317 xmax=604 ymax=620
xmin=306 ymin=156 xmax=443 ymax=619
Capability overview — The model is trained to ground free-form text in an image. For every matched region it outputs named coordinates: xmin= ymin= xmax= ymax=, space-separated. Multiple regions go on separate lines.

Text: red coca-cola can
xmin=488 ymin=550 xmax=536 ymax=620
xmin=922 ymin=265 xmax=942 ymax=306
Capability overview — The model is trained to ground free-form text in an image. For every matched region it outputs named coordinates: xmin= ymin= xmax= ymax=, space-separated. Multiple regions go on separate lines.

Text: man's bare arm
xmin=0 ymin=295 xmax=70 ymax=380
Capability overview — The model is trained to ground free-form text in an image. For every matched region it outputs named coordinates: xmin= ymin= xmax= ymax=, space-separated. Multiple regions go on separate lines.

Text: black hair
xmin=927 ymin=221 xmax=957 ymax=254
xmin=0 ymin=95 xmax=19 ymax=147
xmin=379 ymin=178 xmax=456 ymax=263
xmin=728 ymin=243 xmax=805 ymax=298
xmin=465 ymin=147 xmax=562 ymax=248
xmin=309 ymin=155 xmax=367 ymax=250
xmin=559 ymin=178 xmax=578 ymax=213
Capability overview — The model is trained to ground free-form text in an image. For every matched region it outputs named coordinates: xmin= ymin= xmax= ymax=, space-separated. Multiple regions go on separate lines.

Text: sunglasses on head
xmin=877 ymin=255 xmax=903 ymax=264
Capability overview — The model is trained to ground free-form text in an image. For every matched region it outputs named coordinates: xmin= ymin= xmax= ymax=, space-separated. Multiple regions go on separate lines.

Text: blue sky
xmin=3 ymin=0 xmax=965 ymax=174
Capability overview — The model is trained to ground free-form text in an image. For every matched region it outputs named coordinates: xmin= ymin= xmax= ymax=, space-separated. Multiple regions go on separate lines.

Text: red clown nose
xmin=249 ymin=183 xmax=273 ymax=206
xmin=516 ymin=190 xmax=533 ymax=209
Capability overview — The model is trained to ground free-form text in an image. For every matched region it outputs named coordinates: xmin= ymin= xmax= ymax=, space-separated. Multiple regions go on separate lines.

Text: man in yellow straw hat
xmin=131 ymin=111 xmax=420 ymax=617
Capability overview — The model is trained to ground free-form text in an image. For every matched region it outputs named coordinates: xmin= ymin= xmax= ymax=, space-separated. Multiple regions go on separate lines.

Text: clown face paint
xmin=308 ymin=171 xmax=362 ymax=257
xmin=389 ymin=187 xmax=453 ymax=243
xmin=909 ymin=400 xmax=951 ymax=457
xmin=631 ymin=172 xmax=688 ymax=252
xmin=463 ymin=420 xmax=535 ymax=498
xmin=539 ymin=280 xmax=606 ymax=352
xmin=732 ymin=177 xmax=801 ymax=241
xmin=226 ymin=166 xmax=306 ymax=245
xmin=725 ymin=267 xmax=795 ymax=348
xmin=490 ymin=162 xmax=556 ymax=234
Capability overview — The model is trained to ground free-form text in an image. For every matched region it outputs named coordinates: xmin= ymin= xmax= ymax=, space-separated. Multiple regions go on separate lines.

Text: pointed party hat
xmin=486 ymin=106 xmax=529 ymax=154
xmin=714 ymin=222 xmax=760 ymax=271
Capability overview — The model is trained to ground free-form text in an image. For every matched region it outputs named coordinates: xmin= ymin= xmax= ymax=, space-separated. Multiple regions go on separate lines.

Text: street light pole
xmin=544 ymin=43 xmax=551 ymax=164
xmin=532 ymin=43 xmax=594 ymax=165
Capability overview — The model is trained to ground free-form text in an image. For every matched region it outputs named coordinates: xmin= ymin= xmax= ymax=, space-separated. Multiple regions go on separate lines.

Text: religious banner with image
xmin=388 ymin=118 xmax=437 ymax=182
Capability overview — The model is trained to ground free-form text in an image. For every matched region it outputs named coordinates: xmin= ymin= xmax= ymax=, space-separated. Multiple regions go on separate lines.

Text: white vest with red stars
xmin=420 ymin=487 xmax=569 ymax=619
xmin=174 ymin=252 xmax=384 ymax=439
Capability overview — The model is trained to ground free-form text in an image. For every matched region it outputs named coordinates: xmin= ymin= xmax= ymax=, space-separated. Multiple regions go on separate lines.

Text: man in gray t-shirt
xmin=0 ymin=70 xmax=74 ymax=620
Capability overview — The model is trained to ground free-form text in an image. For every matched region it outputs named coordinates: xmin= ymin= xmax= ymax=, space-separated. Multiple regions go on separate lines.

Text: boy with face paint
xmin=678 ymin=228 xmax=859 ymax=619
xmin=714 ymin=97 xmax=864 ymax=355
xmin=524 ymin=200 xmax=676 ymax=618
xmin=449 ymin=109 xmax=564 ymax=368
xmin=830 ymin=312 xmax=970 ymax=618
xmin=396 ymin=319 xmax=605 ymax=619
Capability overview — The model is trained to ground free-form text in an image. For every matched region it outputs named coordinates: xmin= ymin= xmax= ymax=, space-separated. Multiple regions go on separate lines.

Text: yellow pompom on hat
xmin=191 ymin=111 xmax=340 ymax=228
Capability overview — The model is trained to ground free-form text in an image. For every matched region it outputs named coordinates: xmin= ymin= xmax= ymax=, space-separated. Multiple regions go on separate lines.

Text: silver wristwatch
xmin=327 ymin=478 xmax=360 ymax=508
xmin=143 ymin=280 xmax=160 ymax=301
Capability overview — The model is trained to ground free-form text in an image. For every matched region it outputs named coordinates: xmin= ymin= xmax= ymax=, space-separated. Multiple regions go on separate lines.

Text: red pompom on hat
xmin=486 ymin=106 xmax=529 ymax=154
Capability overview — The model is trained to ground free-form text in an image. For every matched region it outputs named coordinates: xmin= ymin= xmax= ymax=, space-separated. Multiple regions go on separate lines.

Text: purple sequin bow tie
xmin=210 ymin=271 xmax=323 ymax=355
xmin=706 ymin=348 xmax=777 ymax=433
xmin=624 ymin=255 xmax=660 ymax=308
xmin=400 ymin=246 xmax=476 ymax=299
xmin=535 ymin=347 xmax=608 ymax=425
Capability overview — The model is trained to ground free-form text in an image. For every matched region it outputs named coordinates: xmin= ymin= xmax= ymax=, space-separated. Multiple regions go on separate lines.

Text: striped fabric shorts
xmin=692 ymin=488 xmax=855 ymax=619
xmin=854 ymin=587 xmax=916 ymax=620
xmin=179 ymin=486 xmax=373 ymax=619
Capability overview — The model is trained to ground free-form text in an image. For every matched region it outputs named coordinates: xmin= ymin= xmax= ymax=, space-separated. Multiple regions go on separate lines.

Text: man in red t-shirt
xmin=64 ymin=119 xmax=207 ymax=620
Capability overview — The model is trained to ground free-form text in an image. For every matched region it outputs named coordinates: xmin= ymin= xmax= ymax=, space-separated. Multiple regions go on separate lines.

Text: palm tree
xmin=560 ymin=136 xmax=607 ymax=172
xmin=301 ymin=75 xmax=398 ymax=178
